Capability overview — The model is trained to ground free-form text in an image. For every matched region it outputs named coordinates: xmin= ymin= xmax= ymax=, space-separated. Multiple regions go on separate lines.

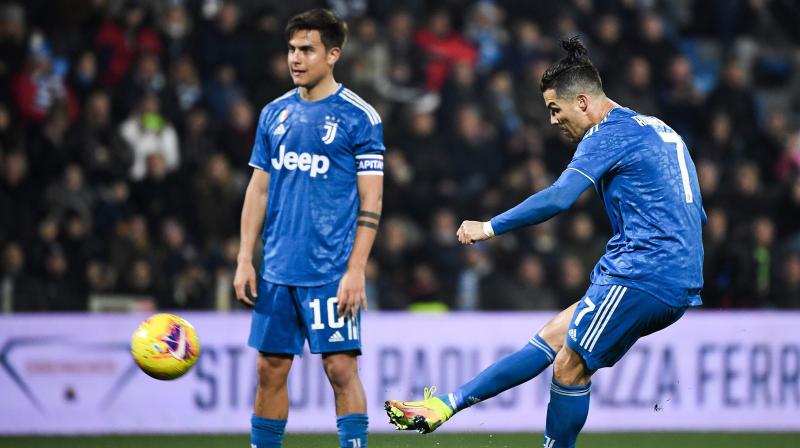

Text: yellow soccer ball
xmin=130 ymin=313 xmax=200 ymax=380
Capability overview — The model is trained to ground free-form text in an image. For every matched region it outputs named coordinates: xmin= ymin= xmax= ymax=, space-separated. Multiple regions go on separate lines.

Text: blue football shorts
xmin=566 ymin=283 xmax=687 ymax=371
xmin=248 ymin=277 xmax=361 ymax=355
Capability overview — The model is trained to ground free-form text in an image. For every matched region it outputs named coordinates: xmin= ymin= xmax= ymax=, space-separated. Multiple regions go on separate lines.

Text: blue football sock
xmin=543 ymin=380 xmax=591 ymax=448
xmin=437 ymin=335 xmax=556 ymax=412
xmin=251 ymin=415 xmax=286 ymax=448
xmin=336 ymin=413 xmax=368 ymax=448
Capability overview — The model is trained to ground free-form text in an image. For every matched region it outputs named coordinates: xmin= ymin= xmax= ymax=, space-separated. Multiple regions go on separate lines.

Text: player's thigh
xmin=248 ymin=279 xmax=305 ymax=355
xmin=565 ymin=284 xmax=686 ymax=371
xmin=295 ymin=280 xmax=362 ymax=355
xmin=538 ymin=301 xmax=579 ymax=350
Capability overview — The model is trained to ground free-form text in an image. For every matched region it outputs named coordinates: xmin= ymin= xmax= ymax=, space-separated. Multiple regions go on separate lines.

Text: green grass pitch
xmin=1 ymin=433 xmax=798 ymax=448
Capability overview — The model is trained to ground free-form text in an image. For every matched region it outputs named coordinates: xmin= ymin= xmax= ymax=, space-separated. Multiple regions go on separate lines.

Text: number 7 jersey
xmin=248 ymin=85 xmax=385 ymax=286
xmin=566 ymin=107 xmax=705 ymax=307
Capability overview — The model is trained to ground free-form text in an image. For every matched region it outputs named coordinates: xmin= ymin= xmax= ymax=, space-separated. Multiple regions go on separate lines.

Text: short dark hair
xmin=285 ymin=8 xmax=348 ymax=51
xmin=540 ymin=36 xmax=603 ymax=97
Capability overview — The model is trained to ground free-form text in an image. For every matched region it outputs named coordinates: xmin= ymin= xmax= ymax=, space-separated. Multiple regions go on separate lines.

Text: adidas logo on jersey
xmin=271 ymin=144 xmax=330 ymax=178
xmin=273 ymin=123 xmax=286 ymax=136
xmin=568 ymin=329 xmax=577 ymax=341
xmin=328 ymin=331 xmax=344 ymax=343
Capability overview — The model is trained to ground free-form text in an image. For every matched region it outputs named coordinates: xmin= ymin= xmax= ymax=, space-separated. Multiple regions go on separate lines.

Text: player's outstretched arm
xmin=337 ymin=174 xmax=382 ymax=319
xmin=457 ymin=168 xmax=592 ymax=245
xmin=234 ymin=169 xmax=270 ymax=307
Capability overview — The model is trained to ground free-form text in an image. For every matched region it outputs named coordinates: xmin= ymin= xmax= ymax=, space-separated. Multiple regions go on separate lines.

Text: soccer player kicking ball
xmin=385 ymin=37 xmax=705 ymax=448
xmin=235 ymin=9 xmax=384 ymax=448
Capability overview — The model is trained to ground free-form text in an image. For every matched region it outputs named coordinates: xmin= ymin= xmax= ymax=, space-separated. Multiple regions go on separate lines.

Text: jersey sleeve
xmin=248 ymin=107 xmax=271 ymax=171
xmin=352 ymin=120 xmax=385 ymax=176
xmin=567 ymin=131 xmax=626 ymax=185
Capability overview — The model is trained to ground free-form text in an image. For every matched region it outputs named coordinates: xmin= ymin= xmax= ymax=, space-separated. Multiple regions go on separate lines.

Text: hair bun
xmin=561 ymin=36 xmax=588 ymax=62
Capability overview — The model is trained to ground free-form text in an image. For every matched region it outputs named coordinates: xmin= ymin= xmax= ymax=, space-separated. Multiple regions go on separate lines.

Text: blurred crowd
xmin=1 ymin=0 xmax=800 ymax=313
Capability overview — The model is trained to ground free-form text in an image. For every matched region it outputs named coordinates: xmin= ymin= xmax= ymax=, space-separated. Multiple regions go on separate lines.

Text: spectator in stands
xmin=0 ymin=151 xmax=39 ymax=244
xmin=28 ymin=102 xmax=75 ymax=180
xmin=85 ymin=259 xmax=118 ymax=297
xmin=118 ymin=257 xmax=165 ymax=308
xmin=724 ymin=161 xmax=773 ymax=233
xmin=448 ymin=103 xmax=501 ymax=205
xmin=120 ymin=93 xmax=180 ymax=181
xmin=165 ymin=55 xmax=203 ymax=124
xmin=561 ymin=212 xmax=605 ymax=272
xmin=180 ymin=104 xmax=215 ymax=175
xmin=131 ymin=153 xmax=186 ymax=233
xmin=439 ymin=61 xmax=481 ymax=129
xmin=195 ymin=1 xmax=249 ymax=81
xmin=775 ymin=252 xmax=800 ymax=309
xmin=634 ymin=13 xmax=679 ymax=89
xmin=415 ymin=8 xmax=477 ymax=91
xmin=68 ymin=90 xmax=132 ymax=184
xmin=373 ymin=217 xmax=418 ymax=310
xmin=425 ymin=208 xmax=465 ymax=303
xmin=219 ymin=97 xmax=255 ymax=168
xmin=707 ymin=59 xmax=759 ymax=144
xmin=95 ymin=0 xmax=161 ymax=86
xmin=703 ymin=207 xmax=734 ymax=308
xmin=590 ymin=14 xmax=629 ymax=82
xmin=34 ymin=244 xmax=85 ymax=311
xmin=752 ymin=110 xmax=790 ymax=180
xmin=0 ymin=102 xmax=19 ymax=150
xmin=61 ymin=209 xmax=94 ymax=281
xmin=107 ymin=214 xmax=154 ymax=279
xmin=192 ymin=153 xmax=240 ymax=249
xmin=69 ymin=50 xmax=99 ymax=103
xmin=660 ymin=54 xmax=704 ymax=145
xmin=775 ymin=177 xmax=800 ymax=240
xmin=43 ymin=163 xmax=94 ymax=226
xmin=609 ymin=57 xmax=659 ymax=117
xmin=384 ymin=10 xmax=425 ymax=92
xmin=116 ymin=52 xmax=168 ymax=120
xmin=1 ymin=240 xmax=35 ymax=312
xmin=465 ymin=1 xmax=508 ymax=74
xmin=697 ymin=112 xmax=743 ymax=168
xmin=555 ymin=254 xmax=588 ymax=310
xmin=504 ymin=19 xmax=547 ymax=80
xmin=696 ymin=158 xmax=722 ymax=208
xmin=483 ymin=70 xmax=522 ymax=137
xmin=776 ymin=129 xmax=800 ymax=180
xmin=12 ymin=37 xmax=79 ymax=126
xmin=483 ymin=254 xmax=557 ymax=310
xmin=93 ymin=179 xmax=134 ymax=240
xmin=0 ymin=3 xmax=28 ymax=98
xmin=732 ymin=217 xmax=779 ymax=307
xmin=159 ymin=1 xmax=193 ymax=63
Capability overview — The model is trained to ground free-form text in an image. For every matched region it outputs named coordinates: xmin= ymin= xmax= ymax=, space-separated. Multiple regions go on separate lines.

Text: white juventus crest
xmin=322 ymin=116 xmax=338 ymax=144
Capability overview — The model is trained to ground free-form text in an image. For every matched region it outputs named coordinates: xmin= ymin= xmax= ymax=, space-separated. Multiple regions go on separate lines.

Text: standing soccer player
xmin=386 ymin=37 xmax=704 ymax=448
xmin=235 ymin=9 xmax=383 ymax=448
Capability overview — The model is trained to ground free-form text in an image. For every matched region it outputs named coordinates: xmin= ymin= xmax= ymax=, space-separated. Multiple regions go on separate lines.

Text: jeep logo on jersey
xmin=271 ymin=145 xmax=330 ymax=177
xmin=322 ymin=121 xmax=338 ymax=144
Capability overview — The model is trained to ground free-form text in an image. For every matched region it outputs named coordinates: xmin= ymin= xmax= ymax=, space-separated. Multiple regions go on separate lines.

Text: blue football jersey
xmin=249 ymin=85 xmax=385 ymax=286
xmin=567 ymin=107 xmax=705 ymax=307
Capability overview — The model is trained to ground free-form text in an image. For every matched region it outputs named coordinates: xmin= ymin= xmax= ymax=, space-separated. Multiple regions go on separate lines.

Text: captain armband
xmin=355 ymin=154 xmax=384 ymax=176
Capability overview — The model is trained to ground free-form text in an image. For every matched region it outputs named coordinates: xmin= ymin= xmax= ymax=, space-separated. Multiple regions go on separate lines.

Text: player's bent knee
xmin=552 ymin=346 xmax=591 ymax=387
xmin=322 ymin=353 xmax=359 ymax=389
xmin=256 ymin=354 xmax=292 ymax=388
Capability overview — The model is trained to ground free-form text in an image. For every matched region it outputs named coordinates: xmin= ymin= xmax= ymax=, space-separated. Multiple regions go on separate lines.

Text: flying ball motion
xmin=130 ymin=313 xmax=200 ymax=380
